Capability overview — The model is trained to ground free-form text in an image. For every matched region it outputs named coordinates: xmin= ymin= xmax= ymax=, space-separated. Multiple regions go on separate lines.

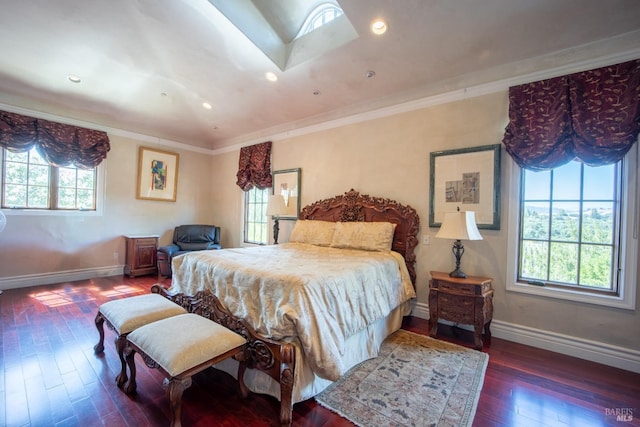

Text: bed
xmin=152 ymin=189 xmax=420 ymax=425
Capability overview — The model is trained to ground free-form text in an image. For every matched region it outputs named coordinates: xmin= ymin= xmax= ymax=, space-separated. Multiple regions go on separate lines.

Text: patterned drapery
xmin=502 ymin=59 xmax=640 ymax=171
xmin=0 ymin=110 xmax=110 ymax=168
xmin=236 ymin=141 xmax=273 ymax=191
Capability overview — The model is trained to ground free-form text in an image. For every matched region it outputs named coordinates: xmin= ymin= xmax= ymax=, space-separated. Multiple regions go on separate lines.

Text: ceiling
xmin=1 ymin=0 xmax=640 ymax=152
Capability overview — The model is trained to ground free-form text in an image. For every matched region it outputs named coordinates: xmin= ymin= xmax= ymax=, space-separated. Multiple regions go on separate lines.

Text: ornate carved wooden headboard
xmin=299 ymin=189 xmax=420 ymax=285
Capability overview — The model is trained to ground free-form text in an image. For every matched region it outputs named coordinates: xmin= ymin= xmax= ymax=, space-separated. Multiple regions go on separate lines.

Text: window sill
xmin=506 ymin=279 xmax=636 ymax=310
xmin=2 ymin=208 xmax=101 ymax=217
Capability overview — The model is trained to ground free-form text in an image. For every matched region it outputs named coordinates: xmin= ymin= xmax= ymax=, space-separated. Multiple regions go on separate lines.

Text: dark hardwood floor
xmin=1 ymin=276 xmax=638 ymax=426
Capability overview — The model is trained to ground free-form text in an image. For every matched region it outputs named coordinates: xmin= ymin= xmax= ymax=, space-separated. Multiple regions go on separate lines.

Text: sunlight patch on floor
xmin=29 ymin=284 xmax=142 ymax=307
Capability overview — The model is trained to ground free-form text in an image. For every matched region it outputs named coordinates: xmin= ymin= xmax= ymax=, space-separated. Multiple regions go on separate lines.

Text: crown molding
xmin=215 ymin=46 xmax=640 ymax=155
xmin=3 ymin=45 xmax=639 ymax=158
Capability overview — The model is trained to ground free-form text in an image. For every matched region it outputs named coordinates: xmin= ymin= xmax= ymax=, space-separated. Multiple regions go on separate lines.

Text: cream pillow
xmin=289 ymin=220 xmax=336 ymax=246
xmin=330 ymin=221 xmax=397 ymax=252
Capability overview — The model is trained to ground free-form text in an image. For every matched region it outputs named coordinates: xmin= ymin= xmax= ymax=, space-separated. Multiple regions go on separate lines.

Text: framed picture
xmin=429 ymin=144 xmax=501 ymax=229
xmin=136 ymin=146 xmax=179 ymax=202
xmin=272 ymin=168 xmax=301 ymax=219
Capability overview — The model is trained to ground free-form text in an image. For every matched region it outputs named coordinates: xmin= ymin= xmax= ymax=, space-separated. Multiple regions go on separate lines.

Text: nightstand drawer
xmin=438 ymin=306 xmax=474 ymax=324
xmin=438 ymin=281 xmax=477 ymax=295
xmin=438 ymin=293 xmax=474 ymax=308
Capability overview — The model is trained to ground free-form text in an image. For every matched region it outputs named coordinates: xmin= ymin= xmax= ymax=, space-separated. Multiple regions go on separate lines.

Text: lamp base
xmin=272 ymin=217 xmax=280 ymax=244
xmin=449 ymin=239 xmax=467 ymax=278
xmin=449 ymin=268 xmax=467 ymax=279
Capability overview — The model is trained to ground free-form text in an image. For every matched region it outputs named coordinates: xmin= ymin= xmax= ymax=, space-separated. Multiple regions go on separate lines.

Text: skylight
xmin=208 ymin=0 xmax=356 ymax=71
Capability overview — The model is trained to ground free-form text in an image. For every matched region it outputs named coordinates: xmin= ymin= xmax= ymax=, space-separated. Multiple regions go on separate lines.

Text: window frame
xmin=297 ymin=3 xmax=344 ymax=38
xmin=0 ymin=148 xmax=105 ymax=217
xmin=505 ymin=145 xmax=638 ymax=310
xmin=243 ymin=186 xmax=269 ymax=245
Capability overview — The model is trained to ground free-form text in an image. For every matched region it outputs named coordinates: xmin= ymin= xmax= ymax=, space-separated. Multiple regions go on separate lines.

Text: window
xmin=298 ymin=3 xmax=343 ymax=38
xmin=519 ymin=160 xmax=620 ymax=291
xmin=506 ymin=147 xmax=638 ymax=309
xmin=244 ymin=187 xmax=269 ymax=244
xmin=1 ymin=147 xmax=97 ymax=210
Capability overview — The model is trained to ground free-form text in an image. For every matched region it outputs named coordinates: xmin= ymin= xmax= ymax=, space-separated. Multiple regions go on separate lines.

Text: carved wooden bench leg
xmin=93 ymin=312 xmax=105 ymax=354
xmin=279 ymin=345 xmax=295 ymax=427
xmin=166 ymin=377 xmax=191 ymax=427
xmin=114 ymin=335 xmax=129 ymax=387
xmin=123 ymin=343 xmax=137 ymax=395
xmin=237 ymin=358 xmax=249 ymax=399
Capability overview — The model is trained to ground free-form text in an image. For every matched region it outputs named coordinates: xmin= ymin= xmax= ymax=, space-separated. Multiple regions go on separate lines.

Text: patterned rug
xmin=315 ymin=330 xmax=488 ymax=427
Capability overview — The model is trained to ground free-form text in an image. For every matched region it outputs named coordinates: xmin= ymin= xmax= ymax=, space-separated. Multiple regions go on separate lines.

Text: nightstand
xmin=124 ymin=235 xmax=159 ymax=277
xmin=428 ymin=270 xmax=493 ymax=350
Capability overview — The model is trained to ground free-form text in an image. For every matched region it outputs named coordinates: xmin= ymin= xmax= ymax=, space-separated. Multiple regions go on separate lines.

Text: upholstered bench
xmin=93 ymin=293 xmax=187 ymax=386
xmin=122 ymin=313 xmax=247 ymax=427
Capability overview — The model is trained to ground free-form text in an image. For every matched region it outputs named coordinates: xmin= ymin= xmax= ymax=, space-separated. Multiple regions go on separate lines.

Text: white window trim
xmin=505 ymin=145 xmax=638 ymax=310
xmin=1 ymin=159 xmax=106 ymax=217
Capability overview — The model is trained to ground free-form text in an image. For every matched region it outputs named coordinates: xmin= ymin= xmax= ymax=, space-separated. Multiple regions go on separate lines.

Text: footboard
xmin=151 ymin=284 xmax=296 ymax=426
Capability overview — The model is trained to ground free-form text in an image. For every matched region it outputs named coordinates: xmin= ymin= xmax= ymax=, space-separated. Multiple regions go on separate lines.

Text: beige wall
xmin=0 ymin=134 xmax=215 ymax=278
xmin=212 ymin=90 xmax=640 ymax=352
xmin=1 ymin=88 xmax=638 ymax=357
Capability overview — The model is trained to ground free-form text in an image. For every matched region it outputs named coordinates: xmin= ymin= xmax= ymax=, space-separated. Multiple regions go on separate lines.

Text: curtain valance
xmin=502 ymin=59 xmax=640 ymax=171
xmin=236 ymin=141 xmax=273 ymax=191
xmin=0 ymin=110 xmax=110 ymax=168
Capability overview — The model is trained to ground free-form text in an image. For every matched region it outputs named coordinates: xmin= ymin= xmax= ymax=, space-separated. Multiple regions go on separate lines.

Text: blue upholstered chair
xmin=157 ymin=224 xmax=221 ymax=277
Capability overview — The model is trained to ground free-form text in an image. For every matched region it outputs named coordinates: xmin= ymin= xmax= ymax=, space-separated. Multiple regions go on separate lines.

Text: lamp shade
xmin=266 ymin=195 xmax=288 ymax=217
xmin=436 ymin=211 xmax=483 ymax=241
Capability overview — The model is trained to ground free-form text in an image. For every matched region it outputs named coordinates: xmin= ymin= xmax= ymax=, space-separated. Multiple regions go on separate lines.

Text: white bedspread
xmin=169 ymin=242 xmax=415 ymax=381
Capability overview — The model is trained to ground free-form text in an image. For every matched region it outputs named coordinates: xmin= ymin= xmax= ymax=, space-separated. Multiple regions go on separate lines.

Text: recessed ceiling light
xmin=366 ymin=70 xmax=376 ymax=78
xmin=67 ymin=74 xmax=82 ymax=83
xmin=202 ymin=102 xmax=212 ymax=109
xmin=371 ymin=19 xmax=387 ymax=35
xmin=313 ymin=90 xmax=321 ymax=96
xmin=265 ymin=72 xmax=278 ymax=82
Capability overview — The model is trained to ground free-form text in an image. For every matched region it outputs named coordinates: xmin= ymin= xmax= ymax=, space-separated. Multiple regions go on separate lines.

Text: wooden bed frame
xmin=152 ymin=189 xmax=419 ymax=426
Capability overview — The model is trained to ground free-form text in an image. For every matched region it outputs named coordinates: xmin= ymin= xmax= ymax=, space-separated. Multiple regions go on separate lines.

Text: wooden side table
xmin=124 ymin=235 xmax=159 ymax=277
xmin=428 ymin=270 xmax=493 ymax=350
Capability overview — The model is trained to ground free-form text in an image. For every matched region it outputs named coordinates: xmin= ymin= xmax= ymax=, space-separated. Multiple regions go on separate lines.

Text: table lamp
xmin=266 ymin=195 xmax=288 ymax=244
xmin=435 ymin=211 xmax=483 ymax=278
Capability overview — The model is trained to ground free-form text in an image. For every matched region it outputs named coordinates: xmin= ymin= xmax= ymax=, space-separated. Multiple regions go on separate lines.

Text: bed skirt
xmin=213 ymin=300 xmax=412 ymax=404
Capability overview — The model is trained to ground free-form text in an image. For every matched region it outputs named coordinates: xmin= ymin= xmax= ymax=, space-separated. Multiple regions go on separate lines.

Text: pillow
xmin=289 ymin=220 xmax=336 ymax=246
xmin=330 ymin=221 xmax=397 ymax=252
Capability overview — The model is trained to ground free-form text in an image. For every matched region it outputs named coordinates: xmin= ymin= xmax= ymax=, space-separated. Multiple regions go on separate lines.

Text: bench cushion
xmin=127 ymin=313 xmax=246 ymax=377
xmin=99 ymin=294 xmax=186 ymax=335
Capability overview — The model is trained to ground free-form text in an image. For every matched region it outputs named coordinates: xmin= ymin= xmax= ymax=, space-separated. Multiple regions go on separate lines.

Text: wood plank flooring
xmin=1 ymin=276 xmax=639 ymax=426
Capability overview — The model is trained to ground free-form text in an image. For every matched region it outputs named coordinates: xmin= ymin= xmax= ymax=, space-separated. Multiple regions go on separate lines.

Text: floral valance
xmin=0 ymin=110 xmax=110 ymax=168
xmin=236 ymin=141 xmax=273 ymax=191
xmin=502 ymin=59 xmax=640 ymax=170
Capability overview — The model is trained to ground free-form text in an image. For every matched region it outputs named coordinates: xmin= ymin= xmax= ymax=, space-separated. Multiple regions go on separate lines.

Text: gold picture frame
xmin=429 ymin=144 xmax=501 ymax=229
xmin=136 ymin=146 xmax=179 ymax=202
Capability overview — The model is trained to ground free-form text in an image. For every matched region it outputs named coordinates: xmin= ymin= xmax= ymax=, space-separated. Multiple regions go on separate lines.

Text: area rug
xmin=315 ymin=330 xmax=488 ymax=427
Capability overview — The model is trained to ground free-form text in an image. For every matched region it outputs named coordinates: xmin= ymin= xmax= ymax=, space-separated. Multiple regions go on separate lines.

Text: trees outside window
xmin=2 ymin=148 xmax=96 ymax=210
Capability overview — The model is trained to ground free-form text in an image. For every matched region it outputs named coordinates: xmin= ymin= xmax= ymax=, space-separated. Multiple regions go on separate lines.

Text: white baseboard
xmin=412 ymin=301 xmax=640 ymax=374
xmin=0 ymin=265 xmax=124 ymax=290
